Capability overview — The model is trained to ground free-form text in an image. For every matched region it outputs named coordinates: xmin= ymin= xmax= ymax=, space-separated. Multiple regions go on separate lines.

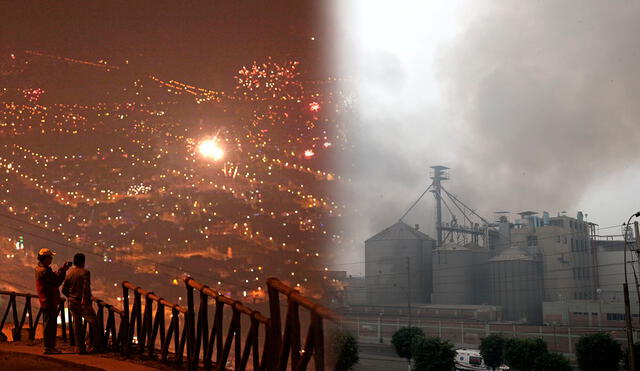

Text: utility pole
xmin=624 ymin=282 xmax=635 ymax=371
xmin=635 ymin=221 xmax=640 ymax=322
xmin=624 ymin=219 xmax=636 ymax=371
xmin=407 ymin=256 xmax=412 ymax=328
xmin=407 ymin=256 xmax=412 ymax=371
xmin=635 ymin=221 xmax=640 ymax=283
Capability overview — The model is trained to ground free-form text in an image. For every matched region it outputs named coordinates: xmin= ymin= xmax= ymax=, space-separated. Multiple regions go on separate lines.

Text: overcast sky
xmin=333 ymin=0 xmax=640 ymax=274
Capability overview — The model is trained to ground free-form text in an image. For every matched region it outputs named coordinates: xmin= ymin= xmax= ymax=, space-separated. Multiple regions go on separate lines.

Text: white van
xmin=454 ymin=349 xmax=510 ymax=371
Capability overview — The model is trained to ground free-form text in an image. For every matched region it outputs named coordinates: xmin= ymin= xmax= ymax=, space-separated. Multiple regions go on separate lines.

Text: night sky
xmin=1 ymin=1 xmax=329 ymax=87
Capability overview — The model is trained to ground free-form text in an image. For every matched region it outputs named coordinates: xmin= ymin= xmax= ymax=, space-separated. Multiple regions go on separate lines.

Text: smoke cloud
xmin=335 ymin=1 xmax=640 ymax=272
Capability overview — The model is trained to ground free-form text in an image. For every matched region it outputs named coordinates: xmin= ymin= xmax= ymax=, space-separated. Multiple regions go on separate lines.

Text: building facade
xmin=511 ymin=213 xmax=595 ymax=302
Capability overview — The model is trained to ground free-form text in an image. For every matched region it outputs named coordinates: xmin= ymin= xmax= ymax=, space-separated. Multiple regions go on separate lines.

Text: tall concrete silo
xmin=365 ymin=221 xmax=436 ymax=305
xmin=489 ymin=247 xmax=544 ymax=324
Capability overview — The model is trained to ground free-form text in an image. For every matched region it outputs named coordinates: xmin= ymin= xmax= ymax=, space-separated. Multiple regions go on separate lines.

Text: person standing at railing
xmin=35 ymin=248 xmax=72 ymax=354
xmin=62 ymin=253 xmax=100 ymax=354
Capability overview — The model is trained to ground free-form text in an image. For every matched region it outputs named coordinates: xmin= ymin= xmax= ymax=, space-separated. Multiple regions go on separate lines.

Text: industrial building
xmin=510 ymin=211 xmax=596 ymax=302
xmin=356 ymin=165 xmax=634 ymax=326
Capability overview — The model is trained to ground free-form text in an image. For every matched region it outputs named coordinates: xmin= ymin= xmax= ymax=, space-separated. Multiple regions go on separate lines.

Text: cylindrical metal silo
xmin=431 ymin=244 xmax=475 ymax=305
xmin=489 ymin=248 xmax=544 ymax=324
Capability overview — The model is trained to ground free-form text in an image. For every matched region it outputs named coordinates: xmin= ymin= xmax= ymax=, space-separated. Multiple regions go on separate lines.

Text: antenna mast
xmin=430 ymin=165 xmax=449 ymax=248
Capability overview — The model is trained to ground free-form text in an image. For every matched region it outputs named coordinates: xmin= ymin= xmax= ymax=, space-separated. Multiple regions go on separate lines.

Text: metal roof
xmin=365 ymin=221 xmax=434 ymax=242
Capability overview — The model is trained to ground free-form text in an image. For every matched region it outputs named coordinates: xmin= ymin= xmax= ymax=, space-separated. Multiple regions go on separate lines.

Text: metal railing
xmin=93 ymin=296 xmax=125 ymax=352
xmin=121 ymin=281 xmax=188 ymax=362
xmin=1 ymin=278 xmax=339 ymax=370
xmin=267 ymin=277 xmax=339 ymax=371
xmin=0 ymin=290 xmax=66 ymax=342
xmin=0 ymin=290 xmax=120 ymax=350
xmin=184 ymin=276 xmax=271 ymax=371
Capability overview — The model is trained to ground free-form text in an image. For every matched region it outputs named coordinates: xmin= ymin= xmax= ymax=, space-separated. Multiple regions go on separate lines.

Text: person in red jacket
xmin=34 ymin=248 xmax=71 ymax=354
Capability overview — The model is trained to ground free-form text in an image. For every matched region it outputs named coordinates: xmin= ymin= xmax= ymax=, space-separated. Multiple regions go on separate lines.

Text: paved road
xmin=355 ymin=342 xmax=409 ymax=371
xmin=0 ymin=349 xmax=103 ymax=370
xmin=0 ymin=343 xmax=157 ymax=371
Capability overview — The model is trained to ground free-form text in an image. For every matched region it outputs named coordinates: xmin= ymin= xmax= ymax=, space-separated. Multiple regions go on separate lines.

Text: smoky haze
xmin=335 ymin=0 xmax=640 ymax=273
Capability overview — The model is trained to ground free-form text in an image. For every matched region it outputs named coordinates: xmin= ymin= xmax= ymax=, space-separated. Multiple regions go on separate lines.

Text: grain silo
xmin=489 ymin=247 xmax=544 ymax=324
xmin=431 ymin=243 xmax=490 ymax=305
xmin=365 ymin=221 xmax=436 ymax=305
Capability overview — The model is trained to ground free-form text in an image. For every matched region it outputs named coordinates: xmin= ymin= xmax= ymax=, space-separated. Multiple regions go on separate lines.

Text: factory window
xmin=557 ymin=236 xmax=561 ymax=243
xmin=527 ymin=235 xmax=538 ymax=247
xmin=551 ymin=219 xmax=564 ymax=228
xmin=607 ymin=313 xmax=625 ymax=321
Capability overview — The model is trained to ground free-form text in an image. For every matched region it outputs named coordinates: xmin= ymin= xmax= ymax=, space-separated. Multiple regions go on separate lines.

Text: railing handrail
xmin=122 ymin=280 xmax=187 ymax=313
xmin=92 ymin=296 xmax=124 ymax=315
xmin=0 ymin=290 xmax=39 ymax=299
xmin=183 ymin=276 xmax=269 ymax=323
xmin=266 ymin=277 xmax=339 ymax=321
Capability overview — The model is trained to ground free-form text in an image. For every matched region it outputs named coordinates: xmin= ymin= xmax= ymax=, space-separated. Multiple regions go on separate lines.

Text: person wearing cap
xmin=35 ymin=248 xmax=72 ymax=354
xmin=62 ymin=253 xmax=100 ymax=354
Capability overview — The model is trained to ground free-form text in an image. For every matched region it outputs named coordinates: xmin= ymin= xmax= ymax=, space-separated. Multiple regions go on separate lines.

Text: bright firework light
xmin=309 ymin=102 xmax=320 ymax=112
xmin=304 ymin=149 xmax=315 ymax=159
xmin=198 ymin=138 xmax=225 ymax=161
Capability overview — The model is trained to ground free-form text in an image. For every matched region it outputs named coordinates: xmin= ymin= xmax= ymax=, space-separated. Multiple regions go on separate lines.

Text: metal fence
xmin=0 ymin=289 xmax=123 ymax=351
xmin=341 ymin=316 xmax=635 ymax=357
xmin=267 ymin=277 xmax=340 ymax=371
xmin=1 ymin=278 xmax=338 ymax=370
xmin=184 ymin=276 xmax=271 ymax=370
xmin=121 ymin=281 xmax=188 ymax=361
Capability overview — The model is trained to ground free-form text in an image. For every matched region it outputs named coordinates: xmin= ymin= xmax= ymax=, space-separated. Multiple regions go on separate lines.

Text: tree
xmin=391 ymin=326 xmax=425 ymax=360
xmin=533 ymin=352 xmax=572 ymax=371
xmin=575 ymin=332 xmax=622 ymax=371
xmin=411 ymin=336 xmax=455 ymax=371
xmin=503 ymin=338 xmax=548 ymax=371
xmin=330 ymin=329 xmax=359 ymax=371
xmin=480 ymin=334 xmax=506 ymax=370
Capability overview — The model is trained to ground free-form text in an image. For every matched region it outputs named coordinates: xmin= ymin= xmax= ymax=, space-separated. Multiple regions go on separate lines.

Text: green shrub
xmin=533 ymin=352 xmax=572 ymax=371
xmin=504 ymin=338 xmax=547 ymax=371
xmin=391 ymin=326 xmax=425 ymax=360
xmin=575 ymin=333 xmax=621 ymax=371
xmin=411 ymin=336 xmax=455 ymax=371
xmin=480 ymin=333 xmax=506 ymax=370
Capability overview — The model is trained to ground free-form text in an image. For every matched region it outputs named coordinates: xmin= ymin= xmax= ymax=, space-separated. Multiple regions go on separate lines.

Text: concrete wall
xmin=596 ymin=240 xmax=639 ymax=303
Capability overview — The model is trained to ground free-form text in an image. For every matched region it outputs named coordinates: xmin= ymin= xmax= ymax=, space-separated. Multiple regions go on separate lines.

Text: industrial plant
xmin=346 ymin=166 xmax=637 ymax=328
